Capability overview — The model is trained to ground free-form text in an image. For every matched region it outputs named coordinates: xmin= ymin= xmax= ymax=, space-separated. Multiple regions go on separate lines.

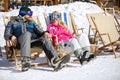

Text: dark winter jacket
xmin=4 ymin=15 xmax=46 ymax=40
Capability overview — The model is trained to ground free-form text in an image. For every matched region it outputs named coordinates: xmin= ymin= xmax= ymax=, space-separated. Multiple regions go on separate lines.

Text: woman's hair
xmin=51 ymin=11 xmax=68 ymax=30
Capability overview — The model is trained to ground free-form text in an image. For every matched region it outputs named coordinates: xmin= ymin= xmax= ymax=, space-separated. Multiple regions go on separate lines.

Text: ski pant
xmin=61 ymin=33 xmax=91 ymax=57
xmin=18 ymin=31 xmax=58 ymax=61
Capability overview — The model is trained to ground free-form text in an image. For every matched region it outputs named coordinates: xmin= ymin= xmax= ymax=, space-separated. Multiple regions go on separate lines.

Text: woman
xmin=47 ymin=11 xmax=95 ymax=65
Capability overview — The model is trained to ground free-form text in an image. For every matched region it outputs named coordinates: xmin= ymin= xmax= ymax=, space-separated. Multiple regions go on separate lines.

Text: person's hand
xmin=11 ymin=36 xmax=17 ymax=46
xmin=43 ymin=32 xmax=52 ymax=39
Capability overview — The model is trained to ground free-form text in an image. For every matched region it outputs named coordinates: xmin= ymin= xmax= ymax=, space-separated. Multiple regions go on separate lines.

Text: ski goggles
xmin=19 ymin=10 xmax=33 ymax=16
xmin=50 ymin=14 xmax=60 ymax=21
xmin=27 ymin=11 xmax=33 ymax=16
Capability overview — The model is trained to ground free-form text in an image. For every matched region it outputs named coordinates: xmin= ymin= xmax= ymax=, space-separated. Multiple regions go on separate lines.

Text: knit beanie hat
xmin=19 ymin=7 xmax=33 ymax=16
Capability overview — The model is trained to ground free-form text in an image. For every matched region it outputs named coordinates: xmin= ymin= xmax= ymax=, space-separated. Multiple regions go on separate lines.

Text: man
xmin=4 ymin=7 xmax=70 ymax=72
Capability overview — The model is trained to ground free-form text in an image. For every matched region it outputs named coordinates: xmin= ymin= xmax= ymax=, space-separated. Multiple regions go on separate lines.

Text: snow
xmin=0 ymin=1 xmax=120 ymax=80
xmin=0 ymin=54 xmax=120 ymax=80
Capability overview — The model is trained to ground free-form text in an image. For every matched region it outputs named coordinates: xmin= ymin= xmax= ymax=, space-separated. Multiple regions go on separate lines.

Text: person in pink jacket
xmin=47 ymin=11 xmax=95 ymax=65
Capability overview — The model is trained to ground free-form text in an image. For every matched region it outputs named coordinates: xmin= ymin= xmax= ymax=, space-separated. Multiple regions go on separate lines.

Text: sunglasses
xmin=50 ymin=14 xmax=60 ymax=21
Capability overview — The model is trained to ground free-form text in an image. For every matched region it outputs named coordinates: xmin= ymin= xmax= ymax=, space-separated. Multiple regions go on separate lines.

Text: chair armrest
xmin=78 ymin=28 xmax=85 ymax=33
xmin=6 ymin=40 xmax=13 ymax=47
xmin=52 ymin=35 xmax=59 ymax=46
xmin=90 ymin=1 xmax=97 ymax=4
xmin=6 ymin=39 xmax=17 ymax=48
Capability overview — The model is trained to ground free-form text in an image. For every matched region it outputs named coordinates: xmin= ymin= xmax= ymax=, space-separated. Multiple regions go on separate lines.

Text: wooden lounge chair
xmin=43 ymin=11 xmax=81 ymax=62
xmin=91 ymin=15 xmax=120 ymax=58
xmin=44 ymin=11 xmax=77 ymax=55
xmin=87 ymin=12 xmax=120 ymax=41
xmin=86 ymin=13 xmax=105 ymax=44
xmin=113 ymin=15 xmax=120 ymax=33
xmin=3 ymin=16 xmax=49 ymax=69
xmin=92 ymin=0 xmax=115 ymax=15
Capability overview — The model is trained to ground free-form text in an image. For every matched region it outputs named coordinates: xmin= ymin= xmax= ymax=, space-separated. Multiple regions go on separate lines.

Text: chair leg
xmin=5 ymin=46 xmax=14 ymax=61
xmin=50 ymin=0 xmax=53 ymax=5
xmin=111 ymin=44 xmax=117 ymax=58
xmin=115 ymin=45 xmax=120 ymax=51
xmin=44 ymin=0 xmax=53 ymax=6
xmin=104 ymin=7 xmax=115 ymax=15
xmin=34 ymin=0 xmax=36 ymax=4
xmin=30 ymin=55 xmax=49 ymax=67
xmin=5 ymin=46 xmax=9 ymax=59
xmin=0 ymin=47 xmax=2 ymax=57
xmin=13 ymin=49 xmax=21 ymax=69
xmin=44 ymin=0 xmax=46 ymax=5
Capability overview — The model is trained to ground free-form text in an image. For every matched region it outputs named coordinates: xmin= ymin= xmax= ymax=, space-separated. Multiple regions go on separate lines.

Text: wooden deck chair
xmin=44 ymin=11 xmax=98 ymax=61
xmin=113 ymin=15 xmax=120 ymax=33
xmin=34 ymin=0 xmax=53 ymax=5
xmin=65 ymin=13 xmax=99 ymax=58
xmin=86 ymin=13 xmax=106 ymax=44
xmin=44 ymin=11 xmax=78 ymax=58
xmin=87 ymin=12 xmax=120 ymax=55
xmin=102 ymin=12 xmax=120 ymax=34
xmin=104 ymin=14 xmax=120 ymax=34
xmin=94 ymin=0 xmax=115 ymax=14
xmin=3 ymin=16 xmax=48 ymax=69
xmin=69 ymin=13 xmax=99 ymax=55
xmin=87 ymin=12 xmax=120 ymax=39
xmin=44 ymin=12 xmax=78 ymax=35
xmin=94 ymin=0 xmax=114 ymax=8
xmin=91 ymin=15 xmax=120 ymax=58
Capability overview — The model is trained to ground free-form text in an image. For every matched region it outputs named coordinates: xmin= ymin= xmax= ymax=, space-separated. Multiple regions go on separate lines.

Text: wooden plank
xmin=4 ymin=0 xmax=8 ymax=12
xmin=53 ymin=0 xmax=58 ymax=5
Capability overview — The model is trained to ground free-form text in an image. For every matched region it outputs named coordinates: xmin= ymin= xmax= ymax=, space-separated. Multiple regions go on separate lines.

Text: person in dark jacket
xmin=4 ymin=7 xmax=70 ymax=72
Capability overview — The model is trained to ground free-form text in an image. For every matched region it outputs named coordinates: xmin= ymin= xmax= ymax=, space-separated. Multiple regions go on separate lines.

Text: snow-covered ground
xmin=0 ymin=1 xmax=120 ymax=80
xmin=0 ymin=54 xmax=120 ymax=80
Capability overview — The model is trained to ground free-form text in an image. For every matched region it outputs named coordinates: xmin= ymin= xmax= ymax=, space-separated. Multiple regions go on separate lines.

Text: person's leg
xmin=31 ymin=38 xmax=58 ymax=61
xmin=76 ymin=33 xmax=95 ymax=64
xmin=18 ymin=32 xmax=31 ymax=57
xmin=76 ymin=33 xmax=90 ymax=48
xmin=64 ymin=38 xmax=86 ymax=64
xmin=76 ymin=33 xmax=91 ymax=55
xmin=0 ymin=47 xmax=2 ymax=57
xmin=31 ymin=37 xmax=70 ymax=71
xmin=60 ymin=38 xmax=82 ymax=56
xmin=66 ymin=38 xmax=82 ymax=57
xmin=18 ymin=31 xmax=31 ymax=71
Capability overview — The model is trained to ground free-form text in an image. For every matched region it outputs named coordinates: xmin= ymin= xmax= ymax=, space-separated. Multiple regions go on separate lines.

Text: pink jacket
xmin=47 ymin=21 xmax=74 ymax=44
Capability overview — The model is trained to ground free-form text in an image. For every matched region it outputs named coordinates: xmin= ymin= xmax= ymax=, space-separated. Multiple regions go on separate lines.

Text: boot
xmin=87 ymin=54 xmax=96 ymax=62
xmin=21 ymin=57 xmax=31 ymax=72
xmin=74 ymin=49 xmax=84 ymax=65
xmin=79 ymin=51 xmax=90 ymax=65
xmin=51 ymin=54 xmax=70 ymax=71
xmin=79 ymin=51 xmax=95 ymax=65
